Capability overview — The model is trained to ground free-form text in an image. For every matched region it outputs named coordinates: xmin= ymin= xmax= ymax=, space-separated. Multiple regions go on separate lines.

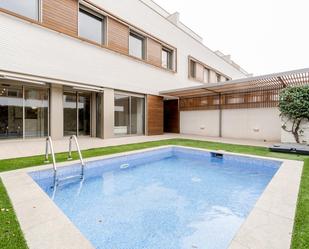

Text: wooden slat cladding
xmin=42 ymin=0 xmax=78 ymax=36
xmin=147 ymin=38 xmax=162 ymax=67
xmin=107 ymin=18 xmax=129 ymax=54
xmin=195 ymin=63 xmax=204 ymax=82
xmin=164 ymin=100 xmax=180 ymax=133
xmin=147 ymin=95 xmax=164 ymax=135
xmin=179 ymin=88 xmax=281 ymax=111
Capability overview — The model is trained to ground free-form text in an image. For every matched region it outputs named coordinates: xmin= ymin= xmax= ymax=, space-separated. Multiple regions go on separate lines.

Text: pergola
xmin=160 ymin=68 xmax=309 ymax=137
xmin=160 ymin=68 xmax=309 ymax=98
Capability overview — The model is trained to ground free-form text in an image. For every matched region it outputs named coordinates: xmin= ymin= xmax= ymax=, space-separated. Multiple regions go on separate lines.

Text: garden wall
xmin=180 ymin=107 xmax=282 ymax=142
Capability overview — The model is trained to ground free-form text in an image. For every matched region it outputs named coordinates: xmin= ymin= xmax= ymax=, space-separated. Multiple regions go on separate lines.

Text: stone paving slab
xmin=0 ymin=134 xmax=275 ymax=160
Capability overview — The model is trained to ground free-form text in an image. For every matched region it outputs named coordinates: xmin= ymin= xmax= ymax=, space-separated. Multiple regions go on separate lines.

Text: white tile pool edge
xmin=0 ymin=145 xmax=303 ymax=249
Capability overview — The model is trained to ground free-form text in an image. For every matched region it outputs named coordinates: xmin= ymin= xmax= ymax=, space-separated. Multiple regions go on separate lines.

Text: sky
xmin=154 ymin=0 xmax=309 ymax=76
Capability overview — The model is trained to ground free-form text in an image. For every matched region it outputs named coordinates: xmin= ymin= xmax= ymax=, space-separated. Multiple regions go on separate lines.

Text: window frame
xmin=78 ymin=5 xmax=106 ymax=45
xmin=0 ymin=0 xmax=41 ymax=21
xmin=161 ymin=47 xmax=173 ymax=70
xmin=129 ymin=31 xmax=146 ymax=60
xmin=189 ymin=60 xmax=196 ymax=78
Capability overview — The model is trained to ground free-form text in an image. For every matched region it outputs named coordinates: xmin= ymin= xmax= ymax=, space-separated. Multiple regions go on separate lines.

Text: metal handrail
xmin=68 ymin=135 xmax=85 ymax=178
xmin=45 ymin=136 xmax=57 ymax=182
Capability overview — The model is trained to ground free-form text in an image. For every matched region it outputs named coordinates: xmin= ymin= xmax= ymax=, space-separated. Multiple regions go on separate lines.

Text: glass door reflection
xmin=114 ymin=94 xmax=130 ymax=135
xmin=63 ymin=91 xmax=91 ymax=137
xmin=114 ymin=94 xmax=145 ymax=136
xmin=78 ymin=93 xmax=90 ymax=136
xmin=130 ymin=96 xmax=145 ymax=135
xmin=64 ymin=92 xmax=77 ymax=136
xmin=0 ymin=85 xmax=23 ymax=139
xmin=24 ymin=87 xmax=49 ymax=138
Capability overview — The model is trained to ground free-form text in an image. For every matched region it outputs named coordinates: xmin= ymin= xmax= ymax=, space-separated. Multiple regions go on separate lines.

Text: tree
xmin=279 ymin=85 xmax=309 ymax=143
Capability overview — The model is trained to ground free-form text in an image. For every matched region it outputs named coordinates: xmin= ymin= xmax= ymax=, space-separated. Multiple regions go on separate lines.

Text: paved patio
xmin=0 ymin=134 xmax=275 ymax=160
xmin=0 ymin=145 xmax=303 ymax=249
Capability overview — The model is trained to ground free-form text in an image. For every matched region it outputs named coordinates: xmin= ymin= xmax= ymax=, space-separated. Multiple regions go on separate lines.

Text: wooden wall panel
xmin=107 ymin=18 xmax=129 ymax=54
xmin=147 ymin=38 xmax=162 ymax=67
xmin=195 ymin=63 xmax=204 ymax=82
xmin=147 ymin=95 xmax=164 ymax=135
xmin=164 ymin=100 xmax=179 ymax=133
xmin=42 ymin=0 xmax=78 ymax=36
xmin=179 ymin=88 xmax=281 ymax=111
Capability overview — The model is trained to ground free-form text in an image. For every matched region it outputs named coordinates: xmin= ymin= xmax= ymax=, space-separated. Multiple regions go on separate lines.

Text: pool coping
xmin=0 ymin=145 xmax=303 ymax=249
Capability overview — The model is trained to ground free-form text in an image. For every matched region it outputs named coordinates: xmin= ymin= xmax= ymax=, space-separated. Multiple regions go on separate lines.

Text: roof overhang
xmin=160 ymin=68 xmax=309 ymax=98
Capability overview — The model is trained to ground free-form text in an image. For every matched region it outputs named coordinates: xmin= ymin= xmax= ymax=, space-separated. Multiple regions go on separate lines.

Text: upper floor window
xmin=216 ymin=73 xmax=221 ymax=83
xmin=161 ymin=48 xmax=173 ymax=70
xmin=129 ymin=32 xmax=145 ymax=59
xmin=79 ymin=6 xmax=105 ymax=44
xmin=0 ymin=0 xmax=39 ymax=20
xmin=189 ymin=60 xmax=196 ymax=78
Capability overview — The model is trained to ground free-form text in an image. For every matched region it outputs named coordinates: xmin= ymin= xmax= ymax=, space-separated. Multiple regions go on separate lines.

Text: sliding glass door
xmin=131 ymin=96 xmax=145 ymax=135
xmin=114 ymin=94 xmax=130 ymax=135
xmin=63 ymin=91 xmax=91 ymax=136
xmin=63 ymin=92 xmax=77 ymax=136
xmin=0 ymin=84 xmax=49 ymax=140
xmin=24 ymin=87 xmax=49 ymax=138
xmin=114 ymin=93 xmax=144 ymax=136
xmin=78 ymin=93 xmax=91 ymax=136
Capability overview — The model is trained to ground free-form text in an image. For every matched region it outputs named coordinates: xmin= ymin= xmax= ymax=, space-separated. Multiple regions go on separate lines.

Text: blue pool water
xmin=31 ymin=147 xmax=281 ymax=249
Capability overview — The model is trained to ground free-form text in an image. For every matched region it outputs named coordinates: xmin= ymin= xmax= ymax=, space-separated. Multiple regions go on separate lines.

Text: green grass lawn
xmin=0 ymin=138 xmax=308 ymax=249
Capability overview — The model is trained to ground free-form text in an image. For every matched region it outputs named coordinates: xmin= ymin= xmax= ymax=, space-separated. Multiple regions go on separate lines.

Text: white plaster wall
xmin=180 ymin=110 xmax=220 ymax=137
xmin=180 ymin=108 xmax=281 ymax=141
xmin=281 ymin=119 xmax=309 ymax=144
xmin=0 ymin=0 xmax=247 ymax=95
xmin=222 ymin=108 xmax=281 ymax=141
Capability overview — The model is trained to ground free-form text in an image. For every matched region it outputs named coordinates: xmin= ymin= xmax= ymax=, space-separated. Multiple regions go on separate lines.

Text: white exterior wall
xmin=281 ymin=119 xmax=309 ymax=144
xmin=180 ymin=110 xmax=220 ymax=137
xmin=180 ymin=108 xmax=281 ymax=142
xmin=50 ymin=84 xmax=63 ymax=139
xmin=221 ymin=108 xmax=281 ymax=141
xmin=0 ymin=0 xmax=247 ymax=95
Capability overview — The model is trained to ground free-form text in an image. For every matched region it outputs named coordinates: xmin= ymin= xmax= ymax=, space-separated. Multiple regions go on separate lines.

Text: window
xmin=0 ymin=0 xmax=39 ymax=20
xmin=79 ymin=6 xmax=104 ymax=44
xmin=190 ymin=60 xmax=196 ymax=78
xmin=216 ymin=73 xmax=221 ymax=83
xmin=161 ymin=48 xmax=173 ymax=70
xmin=203 ymin=68 xmax=209 ymax=83
xmin=129 ymin=32 xmax=145 ymax=59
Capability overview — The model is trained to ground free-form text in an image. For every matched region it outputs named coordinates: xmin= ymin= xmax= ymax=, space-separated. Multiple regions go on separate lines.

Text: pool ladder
xmin=45 ymin=135 xmax=85 ymax=184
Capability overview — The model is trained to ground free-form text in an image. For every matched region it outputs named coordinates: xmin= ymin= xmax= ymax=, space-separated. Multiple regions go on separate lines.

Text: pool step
xmin=56 ymin=175 xmax=83 ymax=186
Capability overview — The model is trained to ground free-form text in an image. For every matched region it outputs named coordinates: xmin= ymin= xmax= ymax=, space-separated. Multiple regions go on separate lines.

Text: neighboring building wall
xmin=180 ymin=108 xmax=281 ymax=141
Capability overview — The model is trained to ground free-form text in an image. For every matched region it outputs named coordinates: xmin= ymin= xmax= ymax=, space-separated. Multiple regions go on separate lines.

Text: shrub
xmin=279 ymin=85 xmax=309 ymax=143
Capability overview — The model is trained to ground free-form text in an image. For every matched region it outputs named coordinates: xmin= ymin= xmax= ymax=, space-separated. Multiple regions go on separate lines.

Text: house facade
xmin=0 ymin=0 xmax=249 ymax=141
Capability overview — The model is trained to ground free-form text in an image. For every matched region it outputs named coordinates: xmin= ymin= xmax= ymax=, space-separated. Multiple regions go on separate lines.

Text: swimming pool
xmin=31 ymin=147 xmax=281 ymax=249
